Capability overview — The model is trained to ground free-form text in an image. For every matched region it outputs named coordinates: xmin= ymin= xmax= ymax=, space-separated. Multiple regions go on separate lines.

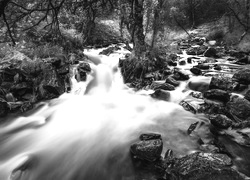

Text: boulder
xmin=226 ymin=96 xmax=250 ymax=121
xmin=150 ymin=81 xmax=175 ymax=91
xmin=209 ymin=114 xmax=233 ymax=129
xmin=204 ymin=47 xmax=217 ymax=57
xmin=233 ymin=68 xmax=250 ymax=84
xmin=190 ymin=91 xmax=203 ymax=99
xmin=165 ymin=77 xmax=180 ymax=87
xmin=194 ymin=64 xmax=210 ymax=70
xmin=209 ymin=75 xmax=239 ymax=91
xmin=203 ymin=89 xmax=231 ymax=103
xmin=235 ymin=55 xmax=250 ymax=65
xmin=40 ymin=64 xmax=65 ymax=98
xmin=179 ymin=100 xmax=200 ymax=114
xmin=168 ymin=61 xmax=177 ymax=66
xmin=186 ymin=46 xmax=208 ymax=55
xmin=188 ymin=77 xmax=211 ymax=92
xmin=169 ymin=152 xmax=244 ymax=180
xmin=179 ymin=60 xmax=186 ymax=65
xmin=187 ymin=57 xmax=192 ymax=63
xmin=150 ymin=89 xmax=170 ymax=101
xmin=202 ymin=100 xmax=227 ymax=115
xmin=214 ymin=64 xmax=222 ymax=71
xmin=130 ymin=133 xmax=163 ymax=162
xmin=172 ymin=70 xmax=189 ymax=81
xmin=190 ymin=67 xmax=202 ymax=75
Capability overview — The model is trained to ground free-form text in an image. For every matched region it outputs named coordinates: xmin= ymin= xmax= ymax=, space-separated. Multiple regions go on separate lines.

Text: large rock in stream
xmin=233 ymin=68 xmax=250 ymax=84
xmin=226 ymin=96 xmax=250 ymax=121
xmin=204 ymin=89 xmax=231 ymax=103
xmin=130 ymin=133 xmax=163 ymax=162
xmin=168 ymin=152 xmax=244 ymax=180
xmin=209 ymin=75 xmax=239 ymax=91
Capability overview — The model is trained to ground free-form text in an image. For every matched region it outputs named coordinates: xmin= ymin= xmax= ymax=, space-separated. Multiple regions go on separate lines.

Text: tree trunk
xmin=132 ymin=0 xmax=146 ymax=57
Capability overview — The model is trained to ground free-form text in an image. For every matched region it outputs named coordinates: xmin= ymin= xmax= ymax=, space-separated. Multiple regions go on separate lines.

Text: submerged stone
xmin=150 ymin=89 xmax=170 ymax=101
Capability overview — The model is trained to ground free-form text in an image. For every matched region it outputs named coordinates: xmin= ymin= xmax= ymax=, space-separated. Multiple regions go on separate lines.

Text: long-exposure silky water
xmin=0 ymin=47 xmax=209 ymax=180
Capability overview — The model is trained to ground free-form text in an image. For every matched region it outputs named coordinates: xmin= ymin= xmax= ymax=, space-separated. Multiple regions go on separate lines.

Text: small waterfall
xmin=0 ymin=46 xmax=209 ymax=180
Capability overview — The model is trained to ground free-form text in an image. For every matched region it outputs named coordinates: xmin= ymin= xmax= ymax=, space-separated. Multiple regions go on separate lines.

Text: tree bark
xmin=133 ymin=0 xmax=146 ymax=57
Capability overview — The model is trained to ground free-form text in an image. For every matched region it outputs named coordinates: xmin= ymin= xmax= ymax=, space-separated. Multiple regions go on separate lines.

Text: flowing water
xmin=0 ymin=45 xmax=247 ymax=180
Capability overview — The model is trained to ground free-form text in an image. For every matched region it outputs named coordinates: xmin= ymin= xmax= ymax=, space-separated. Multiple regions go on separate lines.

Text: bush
xmin=206 ymin=29 xmax=225 ymax=41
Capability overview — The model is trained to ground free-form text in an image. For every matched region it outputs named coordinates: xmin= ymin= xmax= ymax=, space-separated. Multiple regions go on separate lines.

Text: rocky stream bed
xmin=1 ymin=37 xmax=250 ymax=179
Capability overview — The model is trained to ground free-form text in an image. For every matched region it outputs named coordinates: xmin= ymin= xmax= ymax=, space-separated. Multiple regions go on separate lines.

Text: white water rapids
xmin=0 ymin=46 xmax=210 ymax=180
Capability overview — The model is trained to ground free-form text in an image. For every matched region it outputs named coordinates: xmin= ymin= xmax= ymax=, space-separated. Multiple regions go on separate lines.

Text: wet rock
xmin=186 ymin=45 xmax=208 ymax=55
xmin=232 ymin=120 xmax=250 ymax=129
xmin=78 ymin=62 xmax=91 ymax=73
xmin=236 ymin=84 xmax=248 ymax=91
xmin=150 ymin=81 xmax=175 ymax=91
xmin=168 ymin=61 xmax=177 ymax=66
xmin=214 ymin=64 xmax=222 ymax=71
xmin=233 ymin=68 xmax=250 ymax=84
xmin=77 ymin=62 xmax=91 ymax=82
xmin=162 ymin=70 xmax=172 ymax=76
xmin=0 ymin=99 xmax=9 ymax=117
xmin=118 ymin=58 xmax=125 ymax=67
xmin=235 ymin=55 xmax=250 ymax=65
xmin=190 ymin=91 xmax=203 ymax=99
xmin=139 ymin=133 xmax=162 ymax=141
xmin=204 ymin=89 xmax=231 ymax=103
xmin=194 ymin=63 xmax=210 ymax=70
xmin=165 ymin=77 xmax=180 ymax=87
xmin=188 ymin=77 xmax=211 ymax=92
xmin=187 ymin=57 xmax=192 ymax=63
xmin=226 ymin=96 xmax=250 ymax=121
xmin=244 ymin=90 xmax=250 ymax=101
xmin=144 ymin=72 xmax=161 ymax=80
xmin=204 ymin=47 xmax=217 ymax=57
xmin=169 ymin=152 xmax=244 ymax=180
xmin=179 ymin=60 xmax=186 ymax=65
xmin=40 ymin=64 xmax=65 ymax=98
xmin=187 ymin=122 xmax=199 ymax=135
xmin=150 ymin=89 xmax=170 ymax=101
xmin=99 ymin=46 xmax=120 ymax=56
xmin=172 ymin=70 xmax=189 ymax=81
xmin=190 ymin=67 xmax=202 ymax=75
xmin=227 ymin=50 xmax=247 ymax=59
xmin=6 ymin=93 xmax=15 ymax=102
xmin=209 ymin=114 xmax=233 ymax=129
xmin=209 ymin=75 xmax=239 ymax=91
xmin=180 ymin=100 xmax=198 ymax=114
xmin=202 ymin=100 xmax=227 ymax=115
xmin=130 ymin=133 xmax=163 ymax=162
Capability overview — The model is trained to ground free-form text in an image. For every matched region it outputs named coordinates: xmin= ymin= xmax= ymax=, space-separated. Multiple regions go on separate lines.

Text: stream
xmin=0 ymin=44 xmax=249 ymax=179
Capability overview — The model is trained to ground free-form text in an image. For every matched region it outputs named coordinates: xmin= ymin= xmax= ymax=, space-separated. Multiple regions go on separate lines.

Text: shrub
xmin=206 ymin=29 xmax=225 ymax=41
